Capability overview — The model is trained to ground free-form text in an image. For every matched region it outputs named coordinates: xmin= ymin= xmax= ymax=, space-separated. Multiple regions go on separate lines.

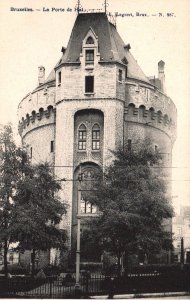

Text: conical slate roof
xmin=50 ymin=13 xmax=150 ymax=84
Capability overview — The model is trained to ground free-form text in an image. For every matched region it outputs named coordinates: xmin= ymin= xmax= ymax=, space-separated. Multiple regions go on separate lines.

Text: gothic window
xmin=85 ymin=50 xmax=94 ymax=65
xmin=78 ymin=124 xmax=86 ymax=150
xmin=80 ymin=168 xmax=99 ymax=214
xmin=86 ymin=36 xmax=94 ymax=44
xmin=81 ymin=198 xmax=97 ymax=214
xmin=92 ymin=124 xmax=100 ymax=150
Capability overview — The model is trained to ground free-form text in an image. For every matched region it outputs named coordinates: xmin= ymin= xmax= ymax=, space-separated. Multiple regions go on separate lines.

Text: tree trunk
xmin=117 ymin=249 xmax=121 ymax=277
xmin=31 ymin=249 xmax=36 ymax=277
xmin=124 ymin=250 xmax=128 ymax=273
xmin=3 ymin=239 xmax=8 ymax=278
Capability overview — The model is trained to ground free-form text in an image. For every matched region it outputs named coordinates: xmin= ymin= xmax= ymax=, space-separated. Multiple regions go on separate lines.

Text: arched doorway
xmin=72 ymin=162 xmax=102 ymax=262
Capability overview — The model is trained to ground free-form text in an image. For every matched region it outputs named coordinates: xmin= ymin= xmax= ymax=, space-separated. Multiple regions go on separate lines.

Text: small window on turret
xmin=118 ymin=69 xmax=122 ymax=82
xmin=51 ymin=141 xmax=54 ymax=153
xmin=58 ymin=71 xmax=61 ymax=86
xmin=30 ymin=147 xmax=32 ymax=159
xmin=125 ymin=67 xmax=128 ymax=79
xmin=127 ymin=139 xmax=131 ymax=152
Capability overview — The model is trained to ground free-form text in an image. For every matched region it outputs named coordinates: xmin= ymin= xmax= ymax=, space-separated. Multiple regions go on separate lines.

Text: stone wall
xmin=18 ymin=84 xmax=55 ymax=122
xmin=54 ymin=98 xmax=124 ymax=248
xmin=55 ymin=63 xmax=117 ymax=103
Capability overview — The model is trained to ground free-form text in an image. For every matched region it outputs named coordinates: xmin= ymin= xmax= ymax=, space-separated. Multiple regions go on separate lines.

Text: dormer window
xmin=82 ymin=29 xmax=99 ymax=69
xmin=86 ymin=50 xmax=94 ymax=65
xmin=86 ymin=36 xmax=94 ymax=44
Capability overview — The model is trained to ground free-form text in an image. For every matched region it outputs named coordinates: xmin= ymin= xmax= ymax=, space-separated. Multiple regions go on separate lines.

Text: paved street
xmin=92 ymin=293 xmax=190 ymax=299
xmin=113 ymin=297 xmax=190 ymax=299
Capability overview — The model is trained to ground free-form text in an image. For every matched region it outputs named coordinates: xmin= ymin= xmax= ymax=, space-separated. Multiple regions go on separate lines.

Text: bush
xmin=42 ymin=264 xmax=61 ymax=276
xmin=0 ymin=264 xmax=28 ymax=275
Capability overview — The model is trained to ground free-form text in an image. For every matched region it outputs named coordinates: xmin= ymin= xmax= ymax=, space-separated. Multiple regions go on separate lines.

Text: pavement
xmin=91 ymin=292 xmax=190 ymax=299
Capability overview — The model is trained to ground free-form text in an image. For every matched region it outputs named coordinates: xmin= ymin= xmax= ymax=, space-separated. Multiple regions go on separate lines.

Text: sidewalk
xmin=91 ymin=291 xmax=190 ymax=299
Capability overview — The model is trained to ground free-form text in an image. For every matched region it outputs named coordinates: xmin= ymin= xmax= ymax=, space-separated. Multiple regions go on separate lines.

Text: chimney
xmin=158 ymin=60 xmax=166 ymax=94
xmin=38 ymin=66 xmax=45 ymax=85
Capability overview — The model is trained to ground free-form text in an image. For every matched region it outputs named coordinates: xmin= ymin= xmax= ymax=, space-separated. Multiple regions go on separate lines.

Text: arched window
xmin=78 ymin=124 xmax=86 ymax=150
xmin=80 ymin=167 xmax=99 ymax=214
xmin=86 ymin=36 xmax=94 ymax=44
xmin=92 ymin=124 xmax=100 ymax=150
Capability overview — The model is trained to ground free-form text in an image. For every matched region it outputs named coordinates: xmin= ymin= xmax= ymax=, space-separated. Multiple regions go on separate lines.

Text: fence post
xmin=49 ymin=278 xmax=53 ymax=298
xmin=86 ymin=276 xmax=89 ymax=295
xmin=108 ymin=277 xmax=115 ymax=299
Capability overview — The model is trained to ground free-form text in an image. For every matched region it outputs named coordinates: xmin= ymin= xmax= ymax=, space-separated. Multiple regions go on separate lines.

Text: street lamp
xmin=180 ymin=237 xmax=184 ymax=268
xmin=75 ymin=166 xmax=82 ymax=291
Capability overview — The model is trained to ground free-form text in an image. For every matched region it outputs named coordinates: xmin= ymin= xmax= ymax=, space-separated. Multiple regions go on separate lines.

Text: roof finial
xmin=104 ymin=0 xmax=109 ymax=14
xmin=75 ymin=0 xmax=82 ymax=14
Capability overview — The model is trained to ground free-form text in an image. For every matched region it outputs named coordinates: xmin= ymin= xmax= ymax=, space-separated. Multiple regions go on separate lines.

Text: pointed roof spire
xmin=104 ymin=0 xmax=109 ymax=14
xmin=75 ymin=0 xmax=82 ymax=14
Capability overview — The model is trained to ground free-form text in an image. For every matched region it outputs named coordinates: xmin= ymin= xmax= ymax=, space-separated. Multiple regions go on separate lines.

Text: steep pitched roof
xmin=59 ymin=13 xmax=149 ymax=83
xmin=44 ymin=68 xmax=56 ymax=83
xmin=43 ymin=13 xmax=150 ymax=85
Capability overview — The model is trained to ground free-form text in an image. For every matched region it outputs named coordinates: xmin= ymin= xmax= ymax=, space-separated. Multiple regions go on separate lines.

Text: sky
xmin=0 ymin=0 xmax=190 ymax=212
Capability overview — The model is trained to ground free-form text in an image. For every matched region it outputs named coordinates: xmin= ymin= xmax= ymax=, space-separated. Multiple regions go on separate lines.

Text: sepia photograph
xmin=0 ymin=0 xmax=190 ymax=298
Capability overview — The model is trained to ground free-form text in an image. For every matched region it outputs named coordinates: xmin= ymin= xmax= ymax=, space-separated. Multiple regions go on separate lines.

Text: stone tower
xmin=18 ymin=12 xmax=177 ymax=264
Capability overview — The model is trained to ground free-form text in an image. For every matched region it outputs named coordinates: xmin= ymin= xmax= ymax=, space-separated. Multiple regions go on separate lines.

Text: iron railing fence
xmin=0 ymin=269 xmax=190 ymax=298
xmin=115 ymin=270 xmax=190 ymax=295
xmin=0 ymin=277 xmax=77 ymax=299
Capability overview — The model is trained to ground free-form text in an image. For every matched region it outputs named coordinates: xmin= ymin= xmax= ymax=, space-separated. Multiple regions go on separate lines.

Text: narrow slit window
xmin=50 ymin=141 xmax=54 ymax=153
xmin=125 ymin=67 xmax=128 ymax=79
xmin=85 ymin=76 xmax=94 ymax=93
xmin=92 ymin=124 xmax=100 ymax=150
xmin=127 ymin=139 xmax=132 ymax=152
xmin=58 ymin=71 xmax=61 ymax=85
xmin=78 ymin=124 xmax=86 ymax=150
xmin=119 ymin=69 xmax=122 ymax=81
xmin=30 ymin=147 xmax=32 ymax=158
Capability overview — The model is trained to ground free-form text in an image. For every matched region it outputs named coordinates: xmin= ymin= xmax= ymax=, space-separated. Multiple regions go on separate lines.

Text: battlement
xmin=124 ymin=103 xmax=177 ymax=144
xmin=18 ymin=84 xmax=56 ymax=122
xmin=18 ymin=106 xmax=56 ymax=138
xmin=125 ymin=79 xmax=177 ymax=123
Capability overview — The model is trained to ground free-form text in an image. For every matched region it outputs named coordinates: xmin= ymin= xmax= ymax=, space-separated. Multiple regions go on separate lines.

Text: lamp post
xmin=75 ymin=166 xmax=82 ymax=290
xmin=180 ymin=236 xmax=184 ymax=268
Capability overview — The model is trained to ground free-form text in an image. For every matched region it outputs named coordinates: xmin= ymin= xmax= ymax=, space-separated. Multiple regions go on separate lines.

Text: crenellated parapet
xmin=18 ymin=105 xmax=56 ymax=138
xmin=18 ymin=79 xmax=56 ymax=137
xmin=124 ymin=78 xmax=177 ymax=143
xmin=124 ymin=103 xmax=176 ymax=144
xmin=125 ymin=79 xmax=177 ymax=120
xmin=18 ymin=83 xmax=56 ymax=121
